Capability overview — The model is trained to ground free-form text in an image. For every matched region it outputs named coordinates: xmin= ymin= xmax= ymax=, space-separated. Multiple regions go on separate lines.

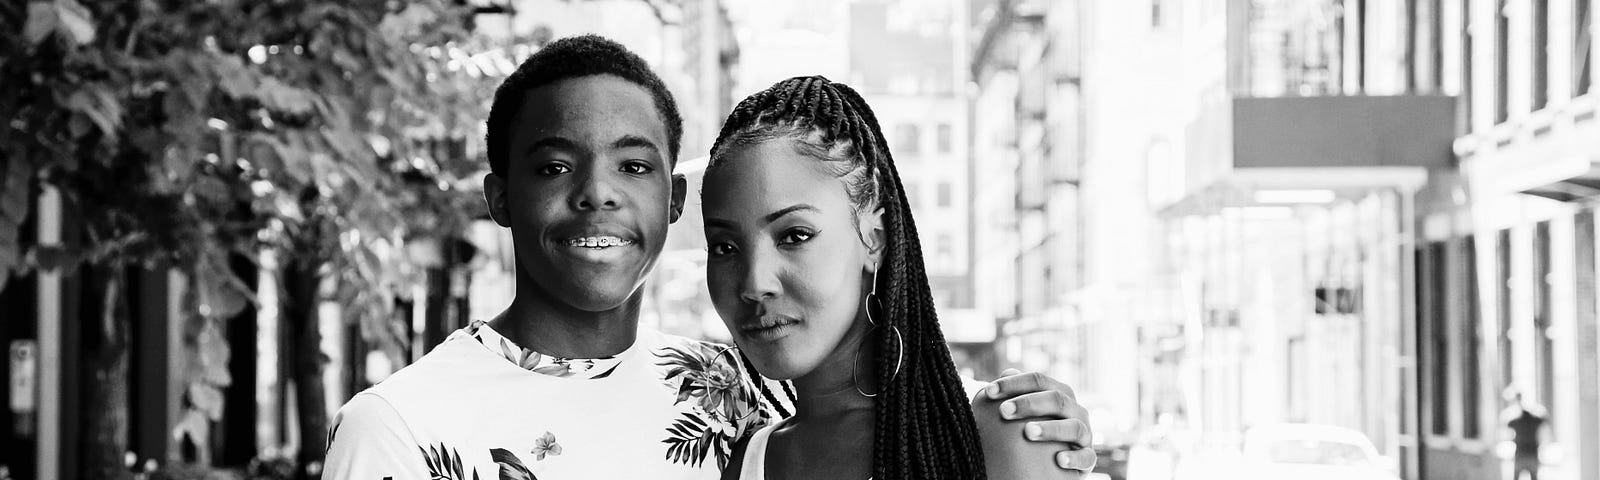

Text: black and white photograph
xmin=0 ymin=0 xmax=1595 ymax=479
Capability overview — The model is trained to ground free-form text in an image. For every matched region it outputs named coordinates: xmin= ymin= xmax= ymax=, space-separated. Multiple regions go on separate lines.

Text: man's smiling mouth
xmin=564 ymin=235 xmax=635 ymax=249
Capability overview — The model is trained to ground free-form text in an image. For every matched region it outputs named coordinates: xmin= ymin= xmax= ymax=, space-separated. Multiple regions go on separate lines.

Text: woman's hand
xmin=971 ymin=369 xmax=1095 ymax=478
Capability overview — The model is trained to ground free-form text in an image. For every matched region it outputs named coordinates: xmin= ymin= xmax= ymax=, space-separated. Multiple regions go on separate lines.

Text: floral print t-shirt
xmin=323 ymin=322 xmax=795 ymax=480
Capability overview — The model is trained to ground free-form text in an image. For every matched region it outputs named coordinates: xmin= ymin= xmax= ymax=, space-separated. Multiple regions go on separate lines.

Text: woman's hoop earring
xmin=713 ymin=344 xmax=759 ymax=421
xmin=864 ymin=268 xmax=883 ymax=327
xmin=852 ymin=324 xmax=903 ymax=398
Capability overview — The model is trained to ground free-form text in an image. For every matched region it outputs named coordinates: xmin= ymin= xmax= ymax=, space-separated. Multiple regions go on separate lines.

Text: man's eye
xmin=778 ymin=230 xmax=814 ymax=245
xmin=537 ymin=164 xmax=571 ymax=176
xmin=621 ymin=161 xmax=654 ymax=175
xmin=708 ymin=243 xmax=738 ymax=257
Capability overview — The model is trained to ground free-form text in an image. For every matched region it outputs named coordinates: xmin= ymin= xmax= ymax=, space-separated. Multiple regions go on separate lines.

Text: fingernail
xmin=999 ymin=401 xmax=1016 ymax=419
xmin=986 ymin=384 xmax=1001 ymax=400
xmin=1024 ymin=423 xmax=1042 ymax=440
xmin=1055 ymin=451 xmax=1073 ymax=469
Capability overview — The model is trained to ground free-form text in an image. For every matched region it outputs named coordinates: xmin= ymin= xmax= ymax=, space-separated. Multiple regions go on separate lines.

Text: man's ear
xmin=669 ymin=173 xmax=687 ymax=224
xmin=858 ymin=207 xmax=886 ymax=271
xmin=484 ymin=172 xmax=511 ymax=227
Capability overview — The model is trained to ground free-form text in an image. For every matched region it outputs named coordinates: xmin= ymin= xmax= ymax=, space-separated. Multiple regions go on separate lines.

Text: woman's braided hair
xmin=708 ymin=76 xmax=986 ymax=480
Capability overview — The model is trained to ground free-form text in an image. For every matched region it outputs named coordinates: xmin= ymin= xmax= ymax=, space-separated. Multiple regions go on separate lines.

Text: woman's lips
xmin=739 ymin=315 xmax=800 ymax=342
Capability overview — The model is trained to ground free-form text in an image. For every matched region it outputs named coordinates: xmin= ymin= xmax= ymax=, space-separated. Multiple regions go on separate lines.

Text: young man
xmin=323 ymin=35 xmax=1093 ymax=479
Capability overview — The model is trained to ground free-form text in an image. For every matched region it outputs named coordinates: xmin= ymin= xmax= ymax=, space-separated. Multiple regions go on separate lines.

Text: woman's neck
xmin=790 ymin=319 xmax=879 ymax=423
xmin=488 ymin=266 xmax=642 ymax=359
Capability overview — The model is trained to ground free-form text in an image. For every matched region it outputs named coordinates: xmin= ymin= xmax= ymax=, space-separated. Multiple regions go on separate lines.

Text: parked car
xmin=1239 ymin=423 xmax=1400 ymax=480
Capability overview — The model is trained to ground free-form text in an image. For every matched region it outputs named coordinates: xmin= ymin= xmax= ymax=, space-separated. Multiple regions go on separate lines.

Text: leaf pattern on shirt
xmin=490 ymin=448 xmax=537 ymax=480
xmin=465 ymin=320 xmax=619 ymax=379
xmin=655 ymin=343 xmax=759 ymax=470
xmin=662 ymin=411 xmax=728 ymax=468
xmin=419 ymin=443 xmax=480 ymax=480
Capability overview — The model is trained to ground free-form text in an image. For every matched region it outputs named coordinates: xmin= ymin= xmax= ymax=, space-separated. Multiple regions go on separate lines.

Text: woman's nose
xmin=739 ymin=250 xmax=781 ymax=303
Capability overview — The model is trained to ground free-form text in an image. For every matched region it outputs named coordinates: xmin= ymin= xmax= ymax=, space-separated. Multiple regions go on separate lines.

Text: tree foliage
xmin=0 ymin=0 xmax=503 ymax=465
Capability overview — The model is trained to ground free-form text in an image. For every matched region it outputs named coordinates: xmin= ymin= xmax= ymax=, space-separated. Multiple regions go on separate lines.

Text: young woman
xmin=701 ymin=76 xmax=1095 ymax=480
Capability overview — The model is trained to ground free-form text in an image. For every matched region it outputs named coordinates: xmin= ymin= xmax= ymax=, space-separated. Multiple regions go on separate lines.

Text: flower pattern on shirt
xmin=530 ymin=431 xmax=562 ymax=461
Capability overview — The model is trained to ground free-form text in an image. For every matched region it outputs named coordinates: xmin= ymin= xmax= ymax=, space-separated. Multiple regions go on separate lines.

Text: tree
xmin=0 ymin=0 xmax=498 ymax=477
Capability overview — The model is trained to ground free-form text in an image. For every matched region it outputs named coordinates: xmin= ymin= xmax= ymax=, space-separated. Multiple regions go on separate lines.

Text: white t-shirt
xmin=323 ymin=321 xmax=794 ymax=479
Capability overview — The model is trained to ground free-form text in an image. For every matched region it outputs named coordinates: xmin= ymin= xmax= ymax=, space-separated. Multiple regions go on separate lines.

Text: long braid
xmin=708 ymin=76 xmax=986 ymax=480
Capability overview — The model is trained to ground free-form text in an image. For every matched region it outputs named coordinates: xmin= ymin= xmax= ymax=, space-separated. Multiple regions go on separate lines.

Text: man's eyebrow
xmin=703 ymin=204 xmax=819 ymax=230
xmin=612 ymin=135 xmax=661 ymax=154
xmin=524 ymin=136 xmax=584 ymax=157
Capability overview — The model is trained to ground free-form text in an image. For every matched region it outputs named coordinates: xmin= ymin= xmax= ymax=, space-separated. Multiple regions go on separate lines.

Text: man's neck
xmin=488 ymin=272 xmax=643 ymax=359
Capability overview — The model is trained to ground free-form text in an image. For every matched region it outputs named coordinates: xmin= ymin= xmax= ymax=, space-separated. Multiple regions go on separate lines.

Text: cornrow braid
xmin=708 ymin=76 xmax=986 ymax=480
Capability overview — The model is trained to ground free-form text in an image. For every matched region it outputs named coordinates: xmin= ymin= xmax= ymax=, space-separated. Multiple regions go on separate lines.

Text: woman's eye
xmin=708 ymin=242 xmax=738 ymax=257
xmin=778 ymin=230 xmax=814 ymax=245
xmin=621 ymin=161 xmax=654 ymax=175
xmin=537 ymin=163 xmax=571 ymax=176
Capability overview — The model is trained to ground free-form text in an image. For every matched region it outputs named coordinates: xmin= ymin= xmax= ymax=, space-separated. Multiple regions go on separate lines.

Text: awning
xmin=1160 ymin=95 xmax=1455 ymax=218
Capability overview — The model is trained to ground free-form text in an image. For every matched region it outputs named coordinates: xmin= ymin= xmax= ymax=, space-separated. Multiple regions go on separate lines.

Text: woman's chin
xmin=741 ymin=349 xmax=812 ymax=381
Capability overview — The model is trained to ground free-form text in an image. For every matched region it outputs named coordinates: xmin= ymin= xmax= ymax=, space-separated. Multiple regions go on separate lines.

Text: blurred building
xmin=1153 ymin=0 xmax=1453 ymax=476
xmin=851 ymin=0 xmax=998 ymax=377
xmin=985 ymin=2 xmax=1598 ymax=480
xmin=969 ymin=0 xmax=1085 ymax=395
xmin=1428 ymin=1 xmax=1598 ymax=480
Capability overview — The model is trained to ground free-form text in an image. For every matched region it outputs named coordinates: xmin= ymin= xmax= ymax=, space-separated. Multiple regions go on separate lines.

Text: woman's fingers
xmin=1055 ymin=447 xmax=1098 ymax=473
xmin=985 ymin=371 xmax=1077 ymax=402
xmin=1000 ymin=390 xmax=1090 ymax=423
xmin=1024 ymin=418 xmax=1092 ymax=448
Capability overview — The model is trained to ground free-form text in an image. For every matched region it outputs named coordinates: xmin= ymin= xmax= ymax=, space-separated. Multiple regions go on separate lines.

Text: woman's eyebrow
xmin=763 ymin=204 xmax=818 ymax=224
xmin=703 ymin=204 xmax=819 ymax=230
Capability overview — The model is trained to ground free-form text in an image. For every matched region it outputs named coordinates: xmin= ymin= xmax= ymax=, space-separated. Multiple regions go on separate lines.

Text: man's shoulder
xmin=363 ymin=335 xmax=509 ymax=401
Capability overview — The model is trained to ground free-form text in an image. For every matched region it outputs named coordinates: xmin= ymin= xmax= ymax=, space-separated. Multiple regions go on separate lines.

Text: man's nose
xmin=571 ymin=169 xmax=621 ymax=211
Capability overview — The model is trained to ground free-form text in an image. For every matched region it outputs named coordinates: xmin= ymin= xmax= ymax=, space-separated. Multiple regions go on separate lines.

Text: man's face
xmin=485 ymin=74 xmax=686 ymax=312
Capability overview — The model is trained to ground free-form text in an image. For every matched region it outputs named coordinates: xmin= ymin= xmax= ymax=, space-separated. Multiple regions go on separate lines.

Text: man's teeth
xmin=567 ymin=236 xmax=633 ymax=248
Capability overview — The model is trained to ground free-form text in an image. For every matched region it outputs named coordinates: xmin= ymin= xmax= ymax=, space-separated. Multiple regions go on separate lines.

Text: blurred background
xmin=0 ymin=0 xmax=1596 ymax=479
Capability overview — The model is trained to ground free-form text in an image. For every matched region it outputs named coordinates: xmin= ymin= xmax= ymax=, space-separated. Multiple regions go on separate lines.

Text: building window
xmin=1497 ymin=229 xmax=1514 ymax=391
xmin=936 ymin=123 xmax=952 ymax=154
xmin=1460 ymin=237 xmax=1483 ymax=439
xmin=905 ymin=183 xmax=920 ymax=209
xmin=896 ymin=124 xmax=921 ymax=155
xmin=1534 ymin=221 xmax=1555 ymax=413
xmin=937 ymin=233 xmax=953 ymax=259
xmin=1495 ymin=0 xmax=1510 ymax=124
xmin=1576 ymin=0 xmax=1593 ymax=96
xmin=1424 ymin=241 xmax=1450 ymax=436
xmin=937 ymin=182 xmax=952 ymax=208
xmin=1151 ymin=0 xmax=1165 ymax=28
xmin=1463 ymin=0 xmax=1476 ymax=131
xmin=1413 ymin=0 xmax=1445 ymax=92
xmin=1532 ymin=0 xmax=1549 ymax=109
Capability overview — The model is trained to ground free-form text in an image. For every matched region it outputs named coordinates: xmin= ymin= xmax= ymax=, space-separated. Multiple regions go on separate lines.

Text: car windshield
xmin=1258 ymin=439 xmax=1371 ymax=466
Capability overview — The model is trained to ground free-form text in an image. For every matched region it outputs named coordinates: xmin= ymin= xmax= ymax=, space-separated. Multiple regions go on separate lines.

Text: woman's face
xmin=702 ymin=139 xmax=879 ymax=381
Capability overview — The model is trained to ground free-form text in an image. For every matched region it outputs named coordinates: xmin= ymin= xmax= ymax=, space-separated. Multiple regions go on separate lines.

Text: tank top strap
xmin=739 ymin=419 xmax=785 ymax=480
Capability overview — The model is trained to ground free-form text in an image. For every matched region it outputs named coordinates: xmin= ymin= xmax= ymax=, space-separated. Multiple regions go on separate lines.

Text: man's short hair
xmin=485 ymin=34 xmax=683 ymax=177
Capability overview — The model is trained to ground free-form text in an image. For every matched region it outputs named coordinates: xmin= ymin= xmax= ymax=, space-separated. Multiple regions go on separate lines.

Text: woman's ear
xmin=859 ymin=207 xmax=886 ymax=271
xmin=484 ymin=172 xmax=511 ymax=227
